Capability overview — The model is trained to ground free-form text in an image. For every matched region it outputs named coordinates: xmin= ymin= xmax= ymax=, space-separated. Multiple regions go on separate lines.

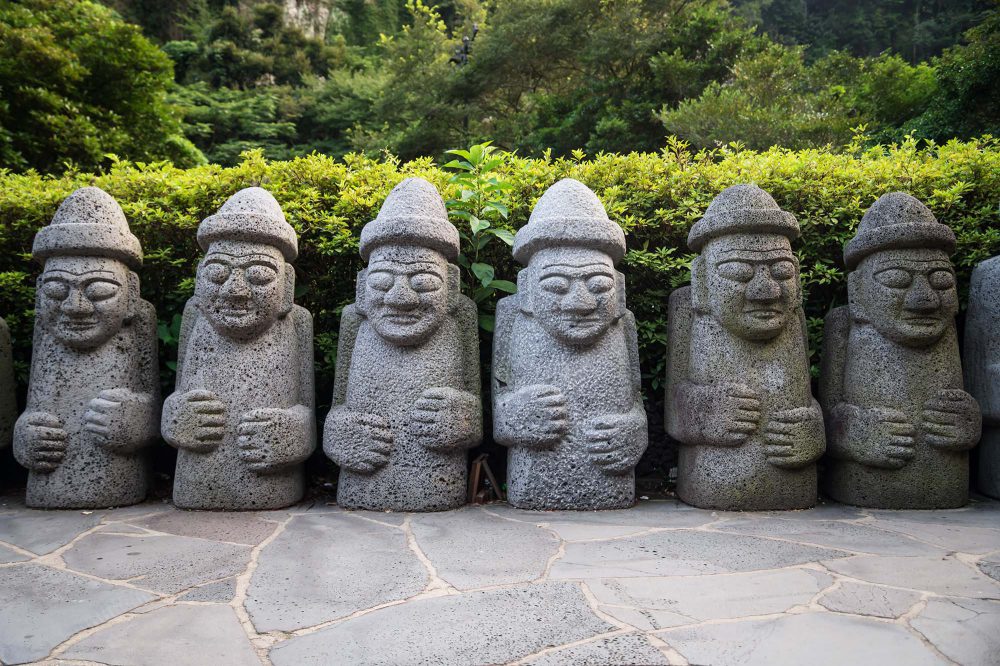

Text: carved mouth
xmin=902 ymin=315 xmax=941 ymax=325
xmin=745 ymin=309 xmax=782 ymax=320
xmin=61 ymin=319 xmax=98 ymax=332
xmin=384 ymin=313 xmax=421 ymax=325
xmin=219 ymin=306 xmax=252 ymax=317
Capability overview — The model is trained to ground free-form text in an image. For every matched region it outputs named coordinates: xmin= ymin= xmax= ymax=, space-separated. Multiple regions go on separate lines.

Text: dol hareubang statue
xmin=15 ymin=187 xmax=160 ymax=508
xmin=492 ymin=179 xmax=647 ymax=510
xmin=162 ymin=188 xmax=316 ymax=510
xmin=324 ymin=178 xmax=482 ymax=511
xmin=965 ymin=255 xmax=1000 ymax=499
xmin=821 ymin=193 xmax=980 ymax=509
xmin=665 ymin=184 xmax=825 ymax=511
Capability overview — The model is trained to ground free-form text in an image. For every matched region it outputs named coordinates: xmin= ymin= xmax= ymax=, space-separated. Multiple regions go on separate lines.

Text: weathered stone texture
xmin=665 ymin=184 xmax=824 ymax=510
xmin=14 ymin=187 xmax=160 ymax=508
xmin=324 ymin=178 xmax=481 ymax=511
xmin=821 ymin=192 xmax=980 ymax=508
xmin=0 ymin=317 xmax=14 ymax=451
xmin=493 ymin=178 xmax=647 ymax=510
xmin=965 ymin=254 xmax=1000 ymax=499
xmin=163 ymin=187 xmax=315 ymax=510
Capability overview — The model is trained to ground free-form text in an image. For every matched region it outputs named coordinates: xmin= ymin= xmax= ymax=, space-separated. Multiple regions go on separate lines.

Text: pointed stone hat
xmin=32 ymin=187 xmax=143 ymax=268
xmin=844 ymin=192 xmax=955 ymax=270
xmin=512 ymin=178 xmax=627 ymax=265
xmin=359 ymin=178 xmax=460 ymax=262
xmin=198 ymin=187 xmax=298 ymax=261
xmin=687 ymin=184 xmax=799 ymax=252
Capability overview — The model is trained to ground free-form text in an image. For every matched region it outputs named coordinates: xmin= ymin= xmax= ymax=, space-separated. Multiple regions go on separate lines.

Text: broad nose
xmin=60 ymin=287 xmax=95 ymax=316
xmin=904 ymin=275 xmax=940 ymax=312
xmin=745 ymin=266 xmax=781 ymax=301
xmin=384 ymin=276 xmax=419 ymax=309
xmin=561 ymin=281 xmax=597 ymax=313
xmin=220 ymin=270 xmax=251 ymax=298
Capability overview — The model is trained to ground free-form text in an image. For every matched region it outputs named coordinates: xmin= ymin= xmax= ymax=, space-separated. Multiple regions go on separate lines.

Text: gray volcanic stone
xmin=14 ymin=187 xmax=160 ymax=508
xmin=177 ymin=576 xmax=237 ymax=602
xmin=715 ymin=516 xmax=944 ymax=555
xmin=820 ymin=193 xmax=981 ymax=509
xmin=665 ymin=184 xmax=825 ymax=510
xmin=965 ymin=255 xmax=1000 ymax=499
xmin=0 ymin=563 xmax=153 ymax=664
xmin=269 ymin=581 xmax=615 ymax=666
xmin=823 ymin=554 xmax=1000 ymax=598
xmin=0 ymin=543 xmax=28 ymax=563
xmin=0 ymin=507 xmax=104 ymax=554
xmin=910 ymin=597 xmax=1000 ymax=666
xmin=324 ymin=178 xmax=481 ymax=511
xmin=493 ymin=178 xmax=647 ymax=510
xmin=163 ymin=187 xmax=315 ymax=510
xmin=819 ymin=581 xmax=921 ymax=618
xmin=127 ymin=509 xmax=280 ymax=545
xmin=0 ymin=317 xmax=14 ymax=452
xmin=522 ymin=633 xmax=670 ymax=666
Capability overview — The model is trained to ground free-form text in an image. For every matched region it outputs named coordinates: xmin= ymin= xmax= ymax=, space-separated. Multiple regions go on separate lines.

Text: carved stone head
xmin=846 ymin=192 xmax=958 ymax=348
xmin=513 ymin=179 xmax=627 ymax=347
xmin=32 ymin=187 xmax=143 ymax=350
xmin=195 ymin=188 xmax=297 ymax=341
xmin=689 ymin=185 xmax=802 ymax=342
xmin=356 ymin=178 xmax=461 ymax=347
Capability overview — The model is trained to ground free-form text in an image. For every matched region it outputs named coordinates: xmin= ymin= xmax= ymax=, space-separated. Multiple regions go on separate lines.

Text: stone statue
xmin=0 ymin=317 xmax=16 ymax=452
xmin=821 ymin=193 xmax=981 ymax=509
xmin=965 ymin=255 xmax=1000 ymax=499
xmin=14 ymin=187 xmax=160 ymax=508
xmin=665 ymin=184 xmax=825 ymax=511
xmin=324 ymin=178 xmax=482 ymax=511
xmin=493 ymin=178 xmax=647 ymax=510
xmin=162 ymin=188 xmax=315 ymax=510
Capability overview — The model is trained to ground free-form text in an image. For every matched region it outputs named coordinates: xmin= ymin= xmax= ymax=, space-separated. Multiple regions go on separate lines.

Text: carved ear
xmin=690 ymin=255 xmax=709 ymax=313
xmin=354 ymin=268 xmax=369 ymax=317
xmin=279 ymin=263 xmax=295 ymax=317
xmin=847 ymin=270 xmax=868 ymax=322
xmin=125 ymin=271 xmax=140 ymax=323
xmin=615 ymin=271 xmax=627 ymax=319
xmin=517 ymin=267 xmax=534 ymax=315
xmin=447 ymin=264 xmax=461 ymax=314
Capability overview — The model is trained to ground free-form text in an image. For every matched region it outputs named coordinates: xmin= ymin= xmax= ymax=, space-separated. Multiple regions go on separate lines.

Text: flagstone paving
xmin=0 ymin=493 xmax=998 ymax=665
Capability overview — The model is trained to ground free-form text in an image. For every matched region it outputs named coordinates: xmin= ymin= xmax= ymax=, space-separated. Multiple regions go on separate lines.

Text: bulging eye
xmin=246 ymin=265 xmax=278 ymax=286
xmin=539 ymin=276 xmax=570 ymax=294
xmin=769 ymin=260 xmax=796 ymax=280
xmin=409 ymin=272 xmax=443 ymax=293
xmin=928 ymin=270 xmax=955 ymax=290
xmin=366 ymin=271 xmax=395 ymax=292
xmin=203 ymin=263 xmax=231 ymax=285
xmin=83 ymin=281 xmax=120 ymax=301
xmin=586 ymin=275 xmax=615 ymax=294
xmin=41 ymin=281 xmax=70 ymax=300
xmin=716 ymin=261 xmax=754 ymax=282
xmin=875 ymin=268 xmax=912 ymax=289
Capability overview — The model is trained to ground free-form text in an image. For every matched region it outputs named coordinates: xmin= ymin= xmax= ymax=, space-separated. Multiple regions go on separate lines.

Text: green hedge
xmin=2 ymin=137 xmax=999 ymax=472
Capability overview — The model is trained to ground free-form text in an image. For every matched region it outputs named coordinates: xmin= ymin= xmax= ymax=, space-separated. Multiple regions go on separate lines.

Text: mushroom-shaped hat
xmin=359 ymin=178 xmax=460 ymax=262
xmin=844 ymin=192 xmax=955 ymax=270
xmin=32 ymin=187 xmax=143 ymax=268
xmin=198 ymin=187 xmax=298 ymax=261
xmin=512 ymin=178 xmax=627 ymax=265
xmin=687 ymin=184 xmax=800 ymax=253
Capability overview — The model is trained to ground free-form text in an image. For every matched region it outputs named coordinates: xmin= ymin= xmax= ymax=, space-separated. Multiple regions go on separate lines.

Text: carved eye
xmin=41 ymin=280 xmax=70 ymax=300
xmin=716 ymin=261 xmax=754 ymax=282
xmin=586 ymin=275 xmax=615 ymax=294
xmin=366 ymin=271 xmax=395 ymax=292
xmin=83 ymin=281 xmax=120 ymax=302
xmin=539 ymin=276 xmax=570 ymax=294
xmin=246 ymin=265 xmax=278 ymax=286
xmin=203 ymin=262 xmax=231 ymax=285
xmin=769 ymin=260 xmax=796 ymax=280
xmin=928 ymin=269 xmax=955 ymax=290
xmin=409 ymin=272 xmax=443 ymax=293
xmin=875 ymin=268 xmax=912 ymax=289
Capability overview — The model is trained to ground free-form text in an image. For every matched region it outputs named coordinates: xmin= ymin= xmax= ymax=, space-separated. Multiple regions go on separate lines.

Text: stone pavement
xmin=0 ymin=494 xmax=998 ymax=666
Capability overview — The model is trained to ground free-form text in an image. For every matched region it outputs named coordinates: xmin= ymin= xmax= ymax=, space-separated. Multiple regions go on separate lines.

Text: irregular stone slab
xmin=62 ymin=532 xmax=250 ymax=594
xmin=867 ymin=500 xmax=1000 ymax=529
xmin=343 ymin=509 xmax=408 ymax=526
xmin=488 ymin=500 xmax=711 ymax=530
xmin=979 ymin=557 xmax=1000 ymax=582
xmin=127 ymin=510 xmax=281 ymax=545
xmin=410 ymin=507 xmax=558 ymax=589
xmin=716 ymin=517 xmax=943 ymax=556
xmin=0 ymin=543 xmax=29 ymax=563
xmin=910 ymin=596 xmax=1000 ymax=666
xmin=588 ymin=569 xmax=830 ymax=623
xmin=757 ymin=502 xmax=866 ymax=520
xmin=824 ymin=555 xmax=1000 ymax=598
xmin=819 ymin=581 xmax=921 ymax=618
xmin=178 ymin=577 xmax=237 ymax=602
xmin=661 ymin=612 xmax=945 ymax=666
xmin=867 ymin=517 xmax=1000 ymax=554
xmin=0 ymin=509 xmax=104 ymax=554
xmin=0 ymin=563 xmax=153 ymax=664
xmin=522 ymin=633 xmax=670 ymax=666
xmin=551 ymin=530 xmax=847 ymax=578
xmin=595 ymin=605 xmax=691 ymax=631
xmin=65 ymin=603 xmax=259 ymax=666
xmin=247 ymin=513 xmax=426 ymax=632
xmin=270 ymin=582 xmax=615 ymax=666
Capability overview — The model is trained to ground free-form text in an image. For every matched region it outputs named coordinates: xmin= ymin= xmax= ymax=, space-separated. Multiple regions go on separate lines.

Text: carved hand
xmin=324 ymin=409 xmax=394 ymax=475
xmin=921 ymin=388 xmax=982 ymax=451
xmin=583 ymin=411 xmax=648 ymax=476
xmin=762 ymin=404 xmax=825 ymax=469
xmin=407 ymin=387 xmax=481 ymax=451
xmin=81 ymin=389 xmax=153 ymax=452
xmin=494 ymin=384 xmax=569 ymax=449
xmin=702 ymin=383 xmax=761 ymax=446
xmin=836 ymin=404 xmax=917 ymax=469
xmin=14 ymin=411 xmax=67 ymax=473
xmin=237 ymin=406 xmax=313 ymax=473
xmin=161 ymin=389 xmax=226 ymax=453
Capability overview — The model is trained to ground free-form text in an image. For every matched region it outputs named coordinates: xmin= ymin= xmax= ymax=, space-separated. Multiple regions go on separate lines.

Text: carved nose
xmin=60 ymin=288 xmax=94 ymax=315
xmin=220 ymin=271 xmax=251 ymax=298
xmin=905 ymin=276 xmax=940 ymax=312
xmin=745 ymin=267 xmax=781 ymax=301
xmin=384 ymin=277 xmax=419 ymax=309
xmin=561 ymin=282 xmax=597 ymax=313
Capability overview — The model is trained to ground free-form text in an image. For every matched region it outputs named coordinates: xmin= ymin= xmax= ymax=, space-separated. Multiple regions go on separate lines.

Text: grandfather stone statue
xmin=324 ymin=178 xmax=482 ymax=511
xmin=665 ymin=184 xmax=825 ymax=511
xmin=965 ymin=255 xmax=1000 ymax=499
xmin=0 ymin=317 xmax=16 ymax=452
xmin=493 ymin=178 xmax=647 ymax=510
xmin=821 ymin=193 xmax=980 ymax=509
xmin=14 ymin=187 xmax=160 ymax=508
xmin=162 ymin=188 xmax=315 ymax=510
